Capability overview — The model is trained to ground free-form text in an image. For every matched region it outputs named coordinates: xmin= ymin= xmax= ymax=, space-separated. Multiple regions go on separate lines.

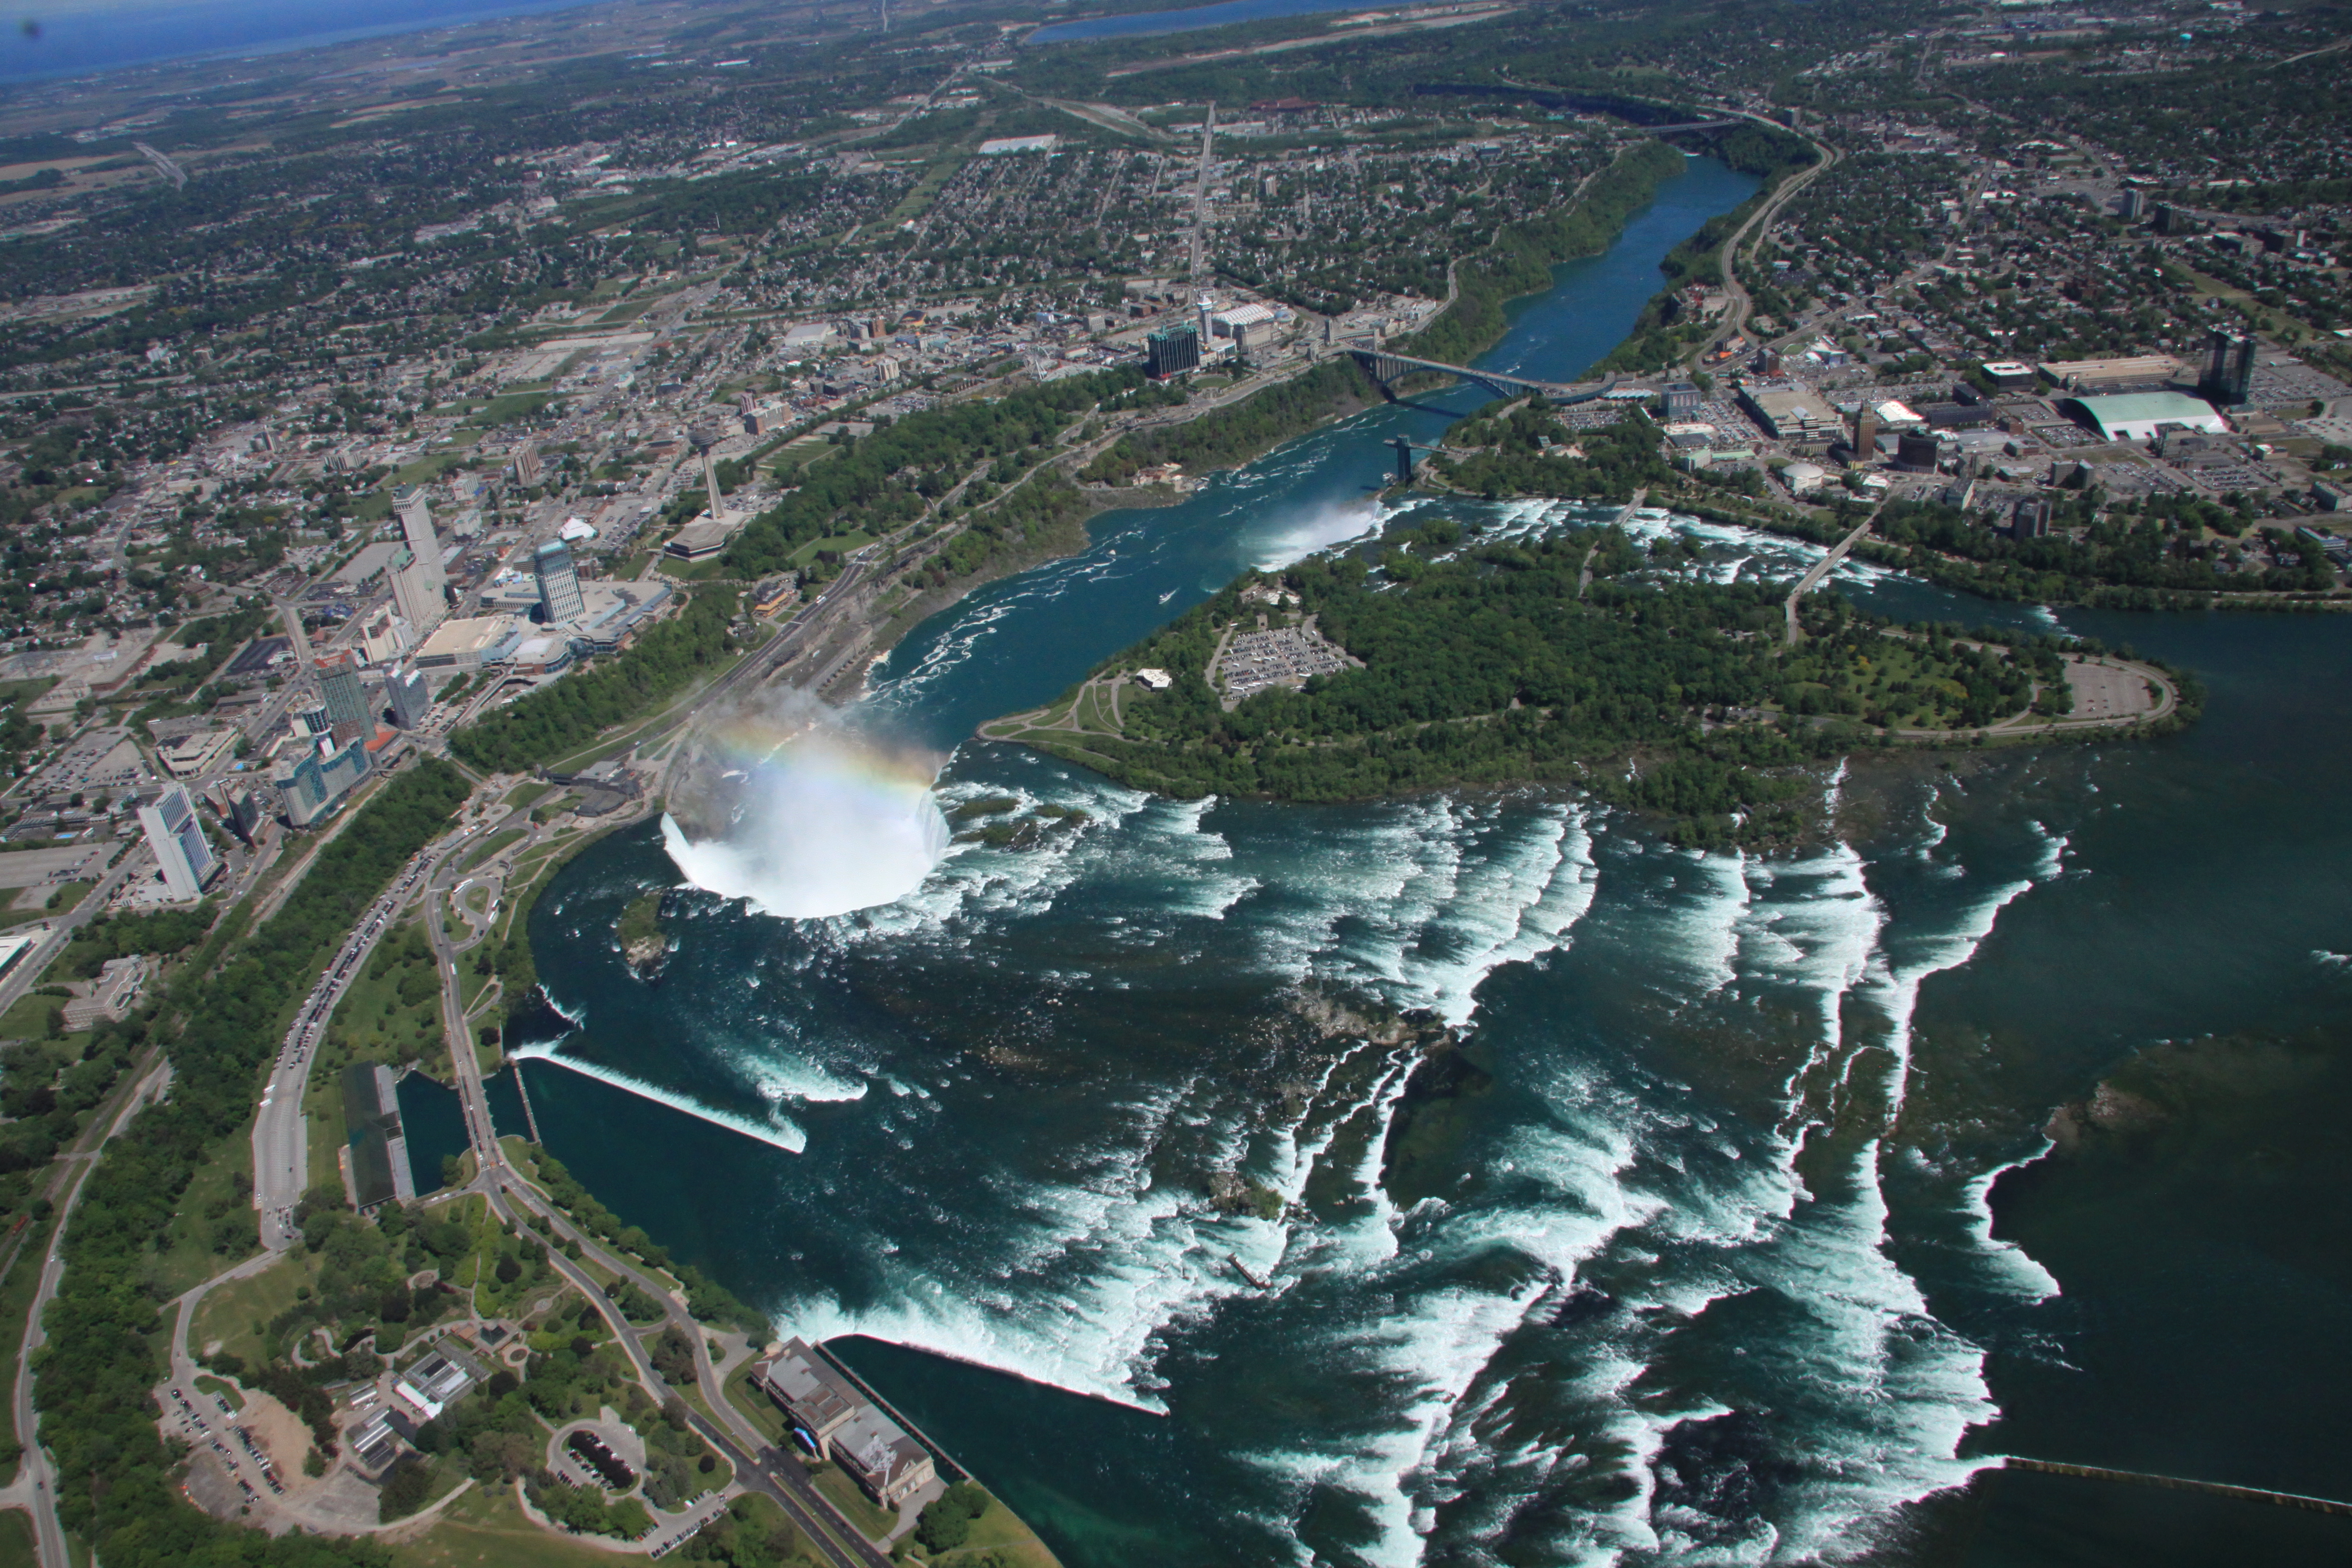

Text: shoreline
xmin=821 ymin=140 xmax=1704 ymax=703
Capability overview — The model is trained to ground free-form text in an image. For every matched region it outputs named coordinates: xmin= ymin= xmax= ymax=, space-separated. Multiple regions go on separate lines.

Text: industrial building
xmin=155 ymin=729 xmax=236 ymax=779
xmin=342 ymin=1062 xmax=415 ymax=1213
xmin=756 ymin=1338 xmax=936 ymax=1509
xmin=414 ymin=615 xmax=525 ymax=672
xmin=392 ymin=1348 xmax=477 ymax=1422
xmin=2034 ymin=355 xmax=2182 ymax=393
xmin=1736 ymin=385 xmax=1845 ymax=444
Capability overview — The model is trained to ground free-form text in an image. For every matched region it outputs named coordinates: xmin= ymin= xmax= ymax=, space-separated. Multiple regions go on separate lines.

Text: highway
xmin=249 ymin=808 xmax=511 ymax=1249
xmin=0 ymin=841 xmax=151 ymax=1029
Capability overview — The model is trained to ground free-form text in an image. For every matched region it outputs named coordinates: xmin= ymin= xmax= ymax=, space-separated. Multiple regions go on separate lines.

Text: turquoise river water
xmin=458 ymin=155 xmax=2352 ymax=1566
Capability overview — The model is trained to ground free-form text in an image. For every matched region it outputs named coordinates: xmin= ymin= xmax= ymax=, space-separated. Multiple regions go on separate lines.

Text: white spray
xmin=662 ymin=694 xmax=950 ymax=920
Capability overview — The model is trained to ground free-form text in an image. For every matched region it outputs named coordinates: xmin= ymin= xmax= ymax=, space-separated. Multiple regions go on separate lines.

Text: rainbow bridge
xmin=1340 ymin=341 xmax=1623 ymax=405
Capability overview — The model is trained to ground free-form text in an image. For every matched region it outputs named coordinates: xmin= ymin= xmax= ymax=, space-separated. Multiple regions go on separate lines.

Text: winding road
xmin=420 ymin=818 xmax=897 ymax=1568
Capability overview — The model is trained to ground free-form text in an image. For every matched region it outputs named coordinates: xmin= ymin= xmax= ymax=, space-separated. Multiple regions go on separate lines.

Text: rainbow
xmin=665 ymin=716 xmax=950 ymax=920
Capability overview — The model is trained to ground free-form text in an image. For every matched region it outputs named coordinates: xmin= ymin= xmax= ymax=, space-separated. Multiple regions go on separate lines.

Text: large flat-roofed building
xmin=414 ymin=614 xmax=524 ymax=672
xmin=2035 ymin=355 xmax=2182 ymax=393
xmin=2062 ymin=391 xmax=2230 ymax=444
xmin=155 ymin=729 xmax=236 ymax=779
xmin=664 ymin=515 xmax=744 ymax=561
xmin=1737 ymin=384 xmax=1845 ymax=444
xmin=756 ymin=1338 xmax=936 ymax=1509
xmin=565 ymin=581 xmax=672 ymax=654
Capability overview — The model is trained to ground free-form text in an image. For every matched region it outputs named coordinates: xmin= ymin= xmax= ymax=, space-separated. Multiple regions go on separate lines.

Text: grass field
xmin=148 ymin=1132 xmax=261 ymax=1298
xmin=191 ymin=1249 xmax=318 ymax=1365
xmin=942 ymin=1492 xmax=1063 ymax=1568
xmin=459 ymin=827 xmax=526 ymax=873
xmin=788 ymin=531 xmax=876 ymax=568
xmin=727 ymin=1368 xmax=788 ymax=1444
xmin=811 ymin=1465 xmax=897 ymax=1542
xmin=0 ymin=678 xmax=56 ymax=709
xmin=390 ymin=1480 xmax=622 ymax=1568
xmin=0 ymin=992 xmax=62 ymax=1040
xmin=0 ymin=1509 xmax=33 ymax=1568
xmin=464 ymin=392 xmax=562 ymax=428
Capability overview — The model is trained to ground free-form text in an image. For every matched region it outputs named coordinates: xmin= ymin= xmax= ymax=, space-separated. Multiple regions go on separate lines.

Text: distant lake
xmin=1027 ymin=0 xmax=1405 ymax=46
xmin=0 ymin=0 xmax=599 ymax=84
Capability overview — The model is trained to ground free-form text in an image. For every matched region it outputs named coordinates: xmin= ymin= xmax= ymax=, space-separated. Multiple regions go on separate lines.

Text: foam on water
xmin=664 ymin=721 xmax=949 ymax=920
xmin=513 ymin=1041 xmax=807 ymax=1152
xmin=775 ymin=1075 xmax=1273 ymax=1412
xmin=1960 ymin=1138 xmax=2063 ymax=1302
xmin=1242 ymin=494 xmax=1397 ymax=571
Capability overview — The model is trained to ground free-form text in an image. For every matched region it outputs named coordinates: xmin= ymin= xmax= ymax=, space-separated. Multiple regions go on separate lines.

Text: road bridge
xmin=1341 ymin=343 xmax=1626 ymax=405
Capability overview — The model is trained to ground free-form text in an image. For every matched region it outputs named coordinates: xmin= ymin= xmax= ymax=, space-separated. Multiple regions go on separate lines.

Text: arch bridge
xmin=1340 ymin=342 xmax=1622 ymax=405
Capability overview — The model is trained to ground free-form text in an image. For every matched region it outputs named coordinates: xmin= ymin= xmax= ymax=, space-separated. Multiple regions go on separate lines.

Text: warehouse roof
xmin=2064 ymin=392 xmax=2230 ymax=442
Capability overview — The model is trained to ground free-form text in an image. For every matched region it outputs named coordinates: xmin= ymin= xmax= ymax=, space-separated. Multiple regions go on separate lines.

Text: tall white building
xmin=396 ymin=488 xmax=448 ymax=598
xmin=137 ymin=784 xmax=218 ymax=901
xmin=392 ymin=488 xmax=449 ymax=637
xmin=390 ymin=547 xmax=444 ymax=637
xmin=534 ymin=539 xmax=585 ymax=624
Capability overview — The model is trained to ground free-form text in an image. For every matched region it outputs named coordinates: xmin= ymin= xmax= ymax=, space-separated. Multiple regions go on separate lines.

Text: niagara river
xmin=447 ymin=155 xmax=2352 ymax=1566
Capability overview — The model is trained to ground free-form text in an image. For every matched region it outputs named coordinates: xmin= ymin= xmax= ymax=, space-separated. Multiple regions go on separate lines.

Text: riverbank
xmin=517 ymin=142 xmax=2352 ymax=1568
xmin=974 ymin=500 xmax=2192 ymax=846
xmin=830 ymin=142 xmax=1701 ymax=702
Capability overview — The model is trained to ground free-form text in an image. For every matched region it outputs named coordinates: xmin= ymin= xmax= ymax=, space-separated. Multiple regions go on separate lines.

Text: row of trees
xmin=449 ymin=589 xmax=737 ymax=774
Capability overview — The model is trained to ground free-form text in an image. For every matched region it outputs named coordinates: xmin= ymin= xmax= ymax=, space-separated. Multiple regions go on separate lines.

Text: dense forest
xmin=1861 ymin=495 xmax=2341 ymax=605
xmin=1009 ymin=519 xmax=2077 ymax=845
xmin=719 ymin=368 xmax=1139 ymax=580
xmin=1433 ymin=406 xmax=1678 ymax=500
xmin=1077 ymin=359 xmax=1378 ymax=487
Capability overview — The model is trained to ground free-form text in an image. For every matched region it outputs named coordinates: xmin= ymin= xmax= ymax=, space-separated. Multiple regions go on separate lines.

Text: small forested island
xmin=615 ymin=889 xmax=668 ymax=980
xmin=983 ymin=502 xmax=2184 ymax=846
